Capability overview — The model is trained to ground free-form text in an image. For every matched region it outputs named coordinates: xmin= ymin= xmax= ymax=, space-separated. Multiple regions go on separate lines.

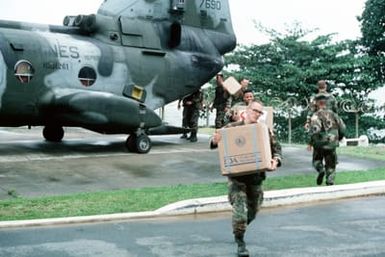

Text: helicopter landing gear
xmin=126 ymin=133 xmax=151 ymax=154
xmin=43 ymin=125 xmax=64 ymax=142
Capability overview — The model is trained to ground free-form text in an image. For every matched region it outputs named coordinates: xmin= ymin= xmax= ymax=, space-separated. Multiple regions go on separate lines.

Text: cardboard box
xmin=218 ymin=123 xmax=272 ymax=176
xmin=223 ymin=76 xmax=242 ymax=95
xmin=260 ymin=107 xmax=274 ymax=131
xmin=231 ymin=106 xmax=274 ymax=131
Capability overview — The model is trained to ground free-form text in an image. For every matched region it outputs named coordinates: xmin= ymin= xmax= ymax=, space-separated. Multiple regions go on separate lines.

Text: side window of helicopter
xmin=169 ymin=22 xmax=182 ymax=48
xmin=14 ymin=60 xmax=34 ymax=84
xmin=78 ymin=66 xmax=97 ymax=87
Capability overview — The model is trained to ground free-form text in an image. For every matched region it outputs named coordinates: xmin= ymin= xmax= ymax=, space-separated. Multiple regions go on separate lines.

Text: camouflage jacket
xmin=308 ymin=109 xmax=346 ymax=150
xmin=306 ymin=92 xmax=338 ymax=123
xmin=182 ymin=90 xmax=203 ymax=109
xmin=213 ymin=84 xmax=230 ymax=108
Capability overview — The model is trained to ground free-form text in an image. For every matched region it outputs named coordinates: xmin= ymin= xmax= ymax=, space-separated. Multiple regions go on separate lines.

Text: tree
xmin=225 ymin=24 xmax=382 ymax=143
xmin=359 ymin=0 xmax=385 ymax=82
xmin=360 ymin=0 xmax=385 ymax=55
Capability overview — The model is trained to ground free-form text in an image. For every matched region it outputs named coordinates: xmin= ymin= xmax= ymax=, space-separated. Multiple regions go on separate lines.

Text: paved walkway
xmin=0 ymin=127 xmax=384 ymax=199
xmin=1 ymin=196 xmax=385 ymax=257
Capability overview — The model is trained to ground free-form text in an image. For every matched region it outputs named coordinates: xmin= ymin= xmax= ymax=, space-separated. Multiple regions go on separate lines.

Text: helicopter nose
xmin=207 ymin=32 xmax=236 ymax=56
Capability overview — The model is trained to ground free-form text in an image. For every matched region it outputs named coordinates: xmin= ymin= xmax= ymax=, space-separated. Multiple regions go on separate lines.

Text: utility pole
xmin=288 ymin=109 xmax=292 ymax=144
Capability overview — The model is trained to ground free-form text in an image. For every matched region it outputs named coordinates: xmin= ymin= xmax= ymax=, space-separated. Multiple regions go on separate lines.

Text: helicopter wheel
xmin=126 ymin=135 xmax=137 ymax=152
xmin=125 ymin=134 xmax=152 ymax=154
xmin=43 ymin=126 xmax=64 ymax=142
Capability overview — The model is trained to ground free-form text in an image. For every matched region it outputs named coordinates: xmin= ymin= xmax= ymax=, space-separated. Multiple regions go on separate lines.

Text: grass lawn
xmin=1 ymin=167 xmax=385 ymax=221
xmin=337 ymin=146 xmax=385 ymax=161
xmin=285 ymin=143 xmax=385 ymax=161
xmin=199 ymin=127 xmax=216 ymax=135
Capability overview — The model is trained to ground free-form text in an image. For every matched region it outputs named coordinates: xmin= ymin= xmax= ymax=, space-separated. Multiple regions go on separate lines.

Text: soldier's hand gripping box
xmin=218 ymin=123 xmax=272 ymax=176
xmin=232 ymin=106 xmax=274 ymax=131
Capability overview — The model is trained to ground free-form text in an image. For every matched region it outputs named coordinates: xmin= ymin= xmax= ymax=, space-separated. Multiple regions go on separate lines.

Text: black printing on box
xmin=223 ymin=153 xmax=263 ymax=168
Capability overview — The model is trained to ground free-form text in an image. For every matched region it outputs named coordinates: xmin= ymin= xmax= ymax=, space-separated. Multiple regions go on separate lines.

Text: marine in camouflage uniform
xmin=213 ymin=74 xmax=230 ymax=128
xmin=308 ymin=94 xmax=346 ymax=186
xmin=179 ymin=90 xmax=203 ymax=142
xmin=226 ymin=122 xmax=281 ymax=240
xmin=306 ymin=92 xmax=338 ymax=126
xmin=305 ymin=80 xmax=338 ymax=129
xmin=211 ymin=101 xmax=282 ymax=257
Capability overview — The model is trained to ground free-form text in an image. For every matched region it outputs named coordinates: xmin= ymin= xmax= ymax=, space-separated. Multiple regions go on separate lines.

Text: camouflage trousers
xmin=215 ymin=107 xmax=227 ymax=129
xmin=228 ymin=175 xmax=264 ymax=238
xmin=313 ymin=148 xmax=337 ymax=182
xmin=182 ymin=106 xmax=200 ymax=133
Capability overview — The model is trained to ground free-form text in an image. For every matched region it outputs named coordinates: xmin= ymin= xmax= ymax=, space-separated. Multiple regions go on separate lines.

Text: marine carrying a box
xmin=218 ymin=123 xmax=272 ymax=176
xmin=231 ymin=106 xmax=274 ymax=131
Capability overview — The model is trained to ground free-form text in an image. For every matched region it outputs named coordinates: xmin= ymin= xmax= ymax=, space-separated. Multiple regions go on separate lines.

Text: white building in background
xmin=157 ymin=101 xmax=216 ymax=128
xmin=369 ymin=86 xmax=385 ymax=110
xmin=368 ymin=86 xmax=385 ymax=140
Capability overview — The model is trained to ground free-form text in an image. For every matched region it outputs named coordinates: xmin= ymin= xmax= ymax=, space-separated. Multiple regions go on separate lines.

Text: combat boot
xmin=189 ymin=132 xmax=198 ymax=142
xmin=180 ymin=133 xmax=188 ymax=139
xmin=325 ymin=169 xmax=335 ymax=186
xmin=316 ymin=171 xmax=325 ymax=186
xmin=235 ymin=236 xmax=249 ymax=257
xmin=326 ymin=176 xmax=334 ymax=186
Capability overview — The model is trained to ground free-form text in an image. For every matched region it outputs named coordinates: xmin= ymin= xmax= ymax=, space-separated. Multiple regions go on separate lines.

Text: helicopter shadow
xmin=0 ymin=136 xmax=180 ymax=157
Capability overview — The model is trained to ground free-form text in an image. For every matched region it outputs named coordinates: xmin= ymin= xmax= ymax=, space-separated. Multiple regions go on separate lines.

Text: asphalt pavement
xmin=1 ymin=196 xmax=385 ymax=257
xmin=1 ymin=127 xmax=385 ymax=199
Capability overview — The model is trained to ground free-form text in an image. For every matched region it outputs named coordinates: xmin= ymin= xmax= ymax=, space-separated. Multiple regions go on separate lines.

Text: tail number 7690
xmin=200 ymin=0 xmax=221 ymax=10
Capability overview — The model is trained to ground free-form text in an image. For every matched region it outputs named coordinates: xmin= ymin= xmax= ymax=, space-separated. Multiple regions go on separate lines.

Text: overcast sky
xmin=0 ymin=0 xmax=366 ymax=44
xmin=1 ymin=0 xmax=382 ymax=105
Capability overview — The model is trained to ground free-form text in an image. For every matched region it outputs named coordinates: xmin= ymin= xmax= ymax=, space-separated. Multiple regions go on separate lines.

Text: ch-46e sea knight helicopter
xmin=0 ymin=0 xmax=236 ymax=153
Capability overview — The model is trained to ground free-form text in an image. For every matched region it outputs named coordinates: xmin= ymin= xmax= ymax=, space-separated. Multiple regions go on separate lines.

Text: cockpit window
xmin=78 ymin=66 xmax=97 ymax=87
xmin=14 ymin=60 xmax=34 ymax=84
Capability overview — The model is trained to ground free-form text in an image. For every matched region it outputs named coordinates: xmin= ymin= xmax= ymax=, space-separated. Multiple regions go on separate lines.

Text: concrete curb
xmin=1 ymin=180 xmax=385 ymax=229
